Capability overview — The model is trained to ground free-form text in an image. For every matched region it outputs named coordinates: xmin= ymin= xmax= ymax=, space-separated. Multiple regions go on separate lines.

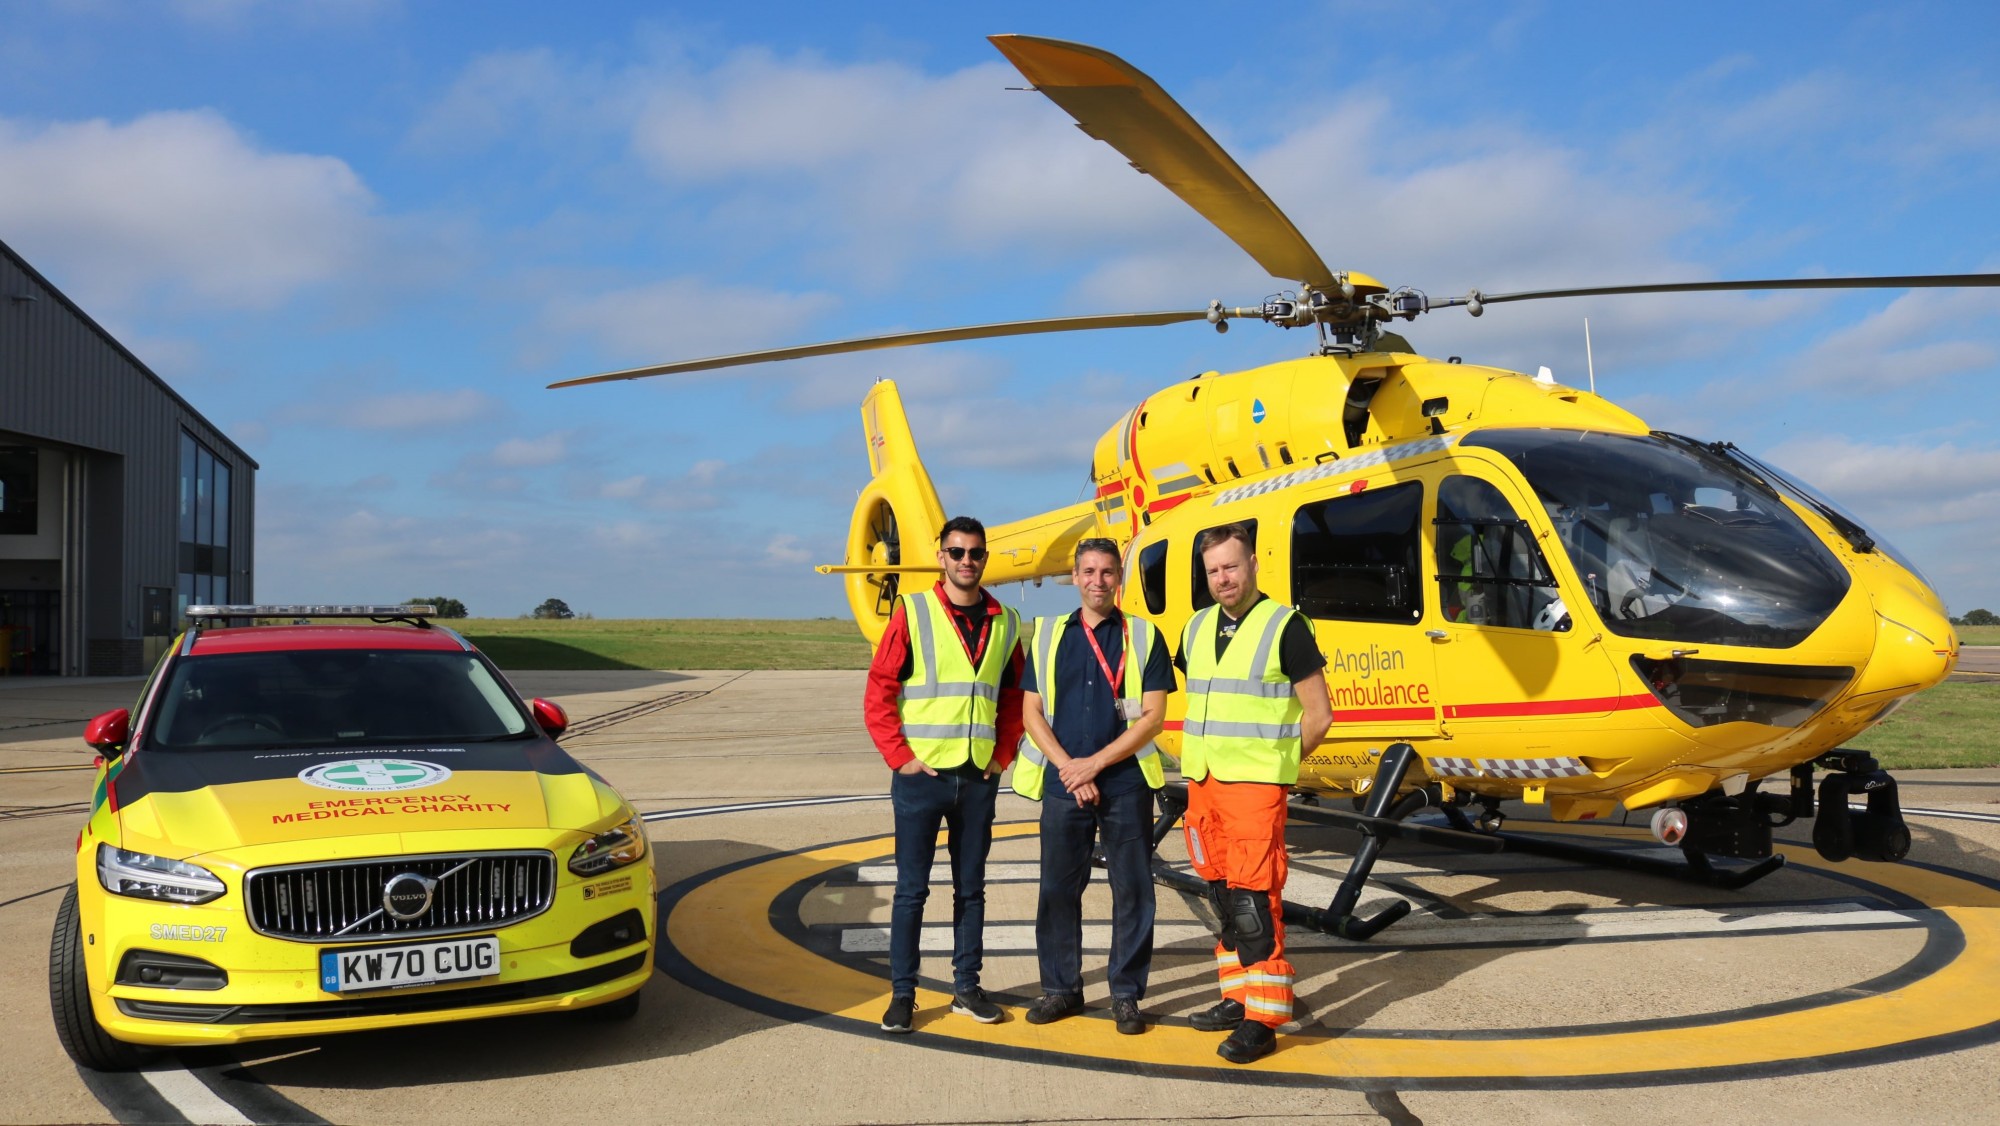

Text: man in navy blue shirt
xmin=1018 ymin=537 xmax=1176 ymax=1035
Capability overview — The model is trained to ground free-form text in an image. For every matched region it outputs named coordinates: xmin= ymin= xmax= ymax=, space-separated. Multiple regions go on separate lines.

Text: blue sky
xmin=3 ymin=1 xmax=1997 ymax=619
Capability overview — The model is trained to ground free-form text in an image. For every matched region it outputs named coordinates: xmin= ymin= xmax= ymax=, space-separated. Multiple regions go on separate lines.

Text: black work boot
xmin=1188 ymin=998 xmax=1244 ymax=1032
xmin=1217 ymin=1019 xmax=1277 ymax=1064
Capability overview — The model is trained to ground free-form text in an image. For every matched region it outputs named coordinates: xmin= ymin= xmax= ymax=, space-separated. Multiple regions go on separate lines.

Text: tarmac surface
xmin=4 ymin=664 xmax=2000 ymax=1124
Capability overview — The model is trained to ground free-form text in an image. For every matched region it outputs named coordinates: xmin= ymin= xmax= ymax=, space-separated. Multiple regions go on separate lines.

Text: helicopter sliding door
xmin=1288 ymin=480 xmax=1443 ymax=789
xmin=1426 ymin=464 xmax=1622 ymax=778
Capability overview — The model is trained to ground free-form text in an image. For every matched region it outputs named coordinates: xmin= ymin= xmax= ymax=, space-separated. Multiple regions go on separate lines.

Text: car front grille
xmin=245 ymin=851 xmax=556 ymax=941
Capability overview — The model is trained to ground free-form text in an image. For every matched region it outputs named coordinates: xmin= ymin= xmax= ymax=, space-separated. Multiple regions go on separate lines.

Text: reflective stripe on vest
xmin=1179 ymin=599 xmax=1305 ymax=785
xmin=1012 ymin=612 xmax=1165 ymax=801
xmin=897 ymin=591 xmax=1018 ymax=770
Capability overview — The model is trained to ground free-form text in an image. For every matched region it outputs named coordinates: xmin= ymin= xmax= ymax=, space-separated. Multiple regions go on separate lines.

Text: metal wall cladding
xmin=0 ymin=240 xmax=257 ymax=638
xmin=245 ymin=852 xmax=558 ymax=942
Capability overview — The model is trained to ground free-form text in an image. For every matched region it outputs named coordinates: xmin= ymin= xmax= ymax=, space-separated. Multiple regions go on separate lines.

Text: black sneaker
xmin=880 ymin=995 xmax=914 ymax=1034
xmin=1111 ymin=997 xmax=1145 ymax=1036
xmin=1217 ymin=1019 xmax=1276 ymax=1064
xmin=951 ymin=986 xmax=1004 ymax=1024
xmin=1024 ymin=993 xmax=1082 ymax=1026
xmin=1188 ymin=998 xmax=1245 ymax=1032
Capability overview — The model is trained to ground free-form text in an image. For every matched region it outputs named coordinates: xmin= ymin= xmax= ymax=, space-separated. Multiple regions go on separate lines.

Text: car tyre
xmin=48 ymin=883 xmax=153 ymax=1071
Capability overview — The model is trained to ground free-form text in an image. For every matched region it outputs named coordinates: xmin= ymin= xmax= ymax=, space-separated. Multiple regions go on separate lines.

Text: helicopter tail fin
xmin=841 ymin=380 xmax=946 ymax=647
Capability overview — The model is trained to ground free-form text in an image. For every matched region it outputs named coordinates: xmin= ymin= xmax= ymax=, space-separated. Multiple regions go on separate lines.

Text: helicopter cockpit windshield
xmin=1462 ymin=429 xmax=1851 ymax=648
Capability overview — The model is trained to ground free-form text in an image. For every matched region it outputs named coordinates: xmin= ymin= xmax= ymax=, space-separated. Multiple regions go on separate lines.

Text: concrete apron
xmin=4 ymin=669 xmax=2000 ymax=1124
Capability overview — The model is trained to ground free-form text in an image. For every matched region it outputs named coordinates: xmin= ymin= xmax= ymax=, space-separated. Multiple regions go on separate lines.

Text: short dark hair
xmin=939 ymin=515 xmax=986 ymax=545
xmin=1197 ymin=522 xmax=1255 ymax=558
xmin=1072 ymin=537 xmax=1120 ymax=569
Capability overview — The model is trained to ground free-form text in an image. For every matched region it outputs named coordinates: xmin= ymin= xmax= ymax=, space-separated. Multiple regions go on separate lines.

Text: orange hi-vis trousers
xmin=1184 ymin=775 xmax=1295 ymax=1028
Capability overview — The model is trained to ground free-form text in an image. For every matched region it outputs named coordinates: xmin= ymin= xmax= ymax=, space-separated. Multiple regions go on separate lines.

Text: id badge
xmin=1116 ymin=698 xmax=1142 ymax=722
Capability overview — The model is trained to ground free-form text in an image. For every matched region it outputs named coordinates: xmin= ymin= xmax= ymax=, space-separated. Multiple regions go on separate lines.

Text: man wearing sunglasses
xmin=864 ymin=515 xmax=1025 ymax=1036
xmin=1015 ymin=537 xmax=1173 ymax=1035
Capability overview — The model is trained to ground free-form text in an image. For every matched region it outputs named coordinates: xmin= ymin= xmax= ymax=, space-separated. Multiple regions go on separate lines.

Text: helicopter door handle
xmin=1425 ymin=629 xmax=1449 ymax=641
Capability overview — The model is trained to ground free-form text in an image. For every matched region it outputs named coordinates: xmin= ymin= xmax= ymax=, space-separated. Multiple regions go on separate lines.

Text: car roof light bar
xmin=185 ymin=604 xmax=438 ymax=620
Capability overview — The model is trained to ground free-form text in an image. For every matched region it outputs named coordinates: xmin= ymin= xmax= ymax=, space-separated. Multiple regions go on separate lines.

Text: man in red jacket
xmin=863 ymin=515 xmax=1025 ymax=1035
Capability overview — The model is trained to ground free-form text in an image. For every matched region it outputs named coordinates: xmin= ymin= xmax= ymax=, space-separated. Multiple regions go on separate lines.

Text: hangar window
xmin=177 ymin=432 xmax=232 ymax=613
xmin=0 ymin=447 xmax=37 ymax=536
xmin=1191 ymin=519 xmax=1258 ymax=611
xmin=1291 ymin=483 xmax=1423 ymax=623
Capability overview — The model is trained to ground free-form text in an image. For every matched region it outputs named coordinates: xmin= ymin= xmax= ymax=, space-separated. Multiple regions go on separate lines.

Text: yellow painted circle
xmin=660 ymin=823 xmax=2000 ymax=1086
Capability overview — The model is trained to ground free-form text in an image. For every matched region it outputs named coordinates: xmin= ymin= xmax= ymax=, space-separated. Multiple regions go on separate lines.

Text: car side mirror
xmin=84 ymin=708 xmax=131 ymax=754
xmin=530 ymin=698 xmax=568 ymax=739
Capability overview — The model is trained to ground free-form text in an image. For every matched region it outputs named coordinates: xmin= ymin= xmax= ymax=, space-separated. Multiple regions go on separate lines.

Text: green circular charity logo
xmin=299 ymin=759 xmax=451 ymax=793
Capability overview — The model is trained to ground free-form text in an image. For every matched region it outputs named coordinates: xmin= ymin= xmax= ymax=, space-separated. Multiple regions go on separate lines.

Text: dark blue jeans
xmin=889 ymin=765 xmax=999 ymax=997
xmin=1036 ymin=778 xmax=1156 ymax=1001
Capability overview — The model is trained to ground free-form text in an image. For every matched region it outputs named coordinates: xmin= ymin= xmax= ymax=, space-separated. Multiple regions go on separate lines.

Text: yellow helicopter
xmin=555 ymin=35 xmax=2000 ymax=939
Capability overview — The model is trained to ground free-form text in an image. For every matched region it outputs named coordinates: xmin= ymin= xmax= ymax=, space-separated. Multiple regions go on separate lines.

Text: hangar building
xmin=0 ymin=237 xmax=256 ymax=676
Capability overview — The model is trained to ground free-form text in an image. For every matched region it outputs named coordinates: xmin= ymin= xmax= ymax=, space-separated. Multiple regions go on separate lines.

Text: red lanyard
xmin=951 ymin=603 xmax=992 ymax=665
xmin=1080 ymin=615 xmax=1128 ymax=696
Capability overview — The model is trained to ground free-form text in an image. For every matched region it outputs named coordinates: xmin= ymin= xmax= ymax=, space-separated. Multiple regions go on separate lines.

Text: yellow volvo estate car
xmin=49 ymin=605 xmax=656 ymax=1070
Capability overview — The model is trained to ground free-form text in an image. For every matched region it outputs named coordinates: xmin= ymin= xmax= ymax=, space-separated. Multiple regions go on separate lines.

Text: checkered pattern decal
xmin=1211 ymin=434 xmax=1457 ymax=506
xmin=1426 ymin=756 xmax=1593 ymax=779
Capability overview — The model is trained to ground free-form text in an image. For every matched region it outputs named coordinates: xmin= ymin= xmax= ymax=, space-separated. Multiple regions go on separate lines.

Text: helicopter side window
xmin=1191 ymin=519 xmax=1257 ymax=611
xmin=1434 ymin=477 xmax=1564 ymax=631
xmin=1134 ymin=540 xmax=1168 ymax=615
xmin=1290 ymin=483 xmax=1423 ymax=623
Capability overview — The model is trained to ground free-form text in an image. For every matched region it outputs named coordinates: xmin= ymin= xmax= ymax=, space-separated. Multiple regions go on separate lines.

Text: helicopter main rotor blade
xmin=990 ymin=34 xmax=1337 ymax=291
xmin=1437 ymin=272 xmax=2000 ymax=310
xmin=548 ymin=309 xmax=1222 ymax=388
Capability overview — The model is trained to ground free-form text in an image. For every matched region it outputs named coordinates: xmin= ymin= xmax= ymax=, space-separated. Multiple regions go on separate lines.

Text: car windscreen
xmin=145 ymin=649 xmax=531 ymax=751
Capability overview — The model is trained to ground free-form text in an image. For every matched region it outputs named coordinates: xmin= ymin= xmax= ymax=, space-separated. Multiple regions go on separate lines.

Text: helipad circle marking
xmin=659 ymin=823 xmax=2000 ymax=1087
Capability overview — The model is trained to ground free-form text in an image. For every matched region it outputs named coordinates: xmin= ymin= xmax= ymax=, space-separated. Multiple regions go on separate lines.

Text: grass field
xmin=1959 ymin=624 xmax=2000 ymax=645
xmin=460 ymin=618 xmax=871 ymax=671
xmin=1848 ymin=680 xmax=2000 ymax=769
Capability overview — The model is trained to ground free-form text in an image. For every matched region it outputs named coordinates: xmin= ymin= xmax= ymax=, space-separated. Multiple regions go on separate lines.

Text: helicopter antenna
xmin=1585 ymin=317 xmax=1596 ymax=395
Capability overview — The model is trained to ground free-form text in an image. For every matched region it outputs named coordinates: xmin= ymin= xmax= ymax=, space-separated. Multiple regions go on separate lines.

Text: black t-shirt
xmin=1174 ymin=594 xmax=1325 ymax=684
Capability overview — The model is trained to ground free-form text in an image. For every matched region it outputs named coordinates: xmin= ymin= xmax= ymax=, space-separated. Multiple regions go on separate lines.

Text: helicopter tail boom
xmin=841 ymin=381 xmax=947 ymax=647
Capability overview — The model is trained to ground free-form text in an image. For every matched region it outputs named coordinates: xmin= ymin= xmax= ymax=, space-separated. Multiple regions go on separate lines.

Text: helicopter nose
xmin=1852 ymin=575 xmax=1958 ymax=702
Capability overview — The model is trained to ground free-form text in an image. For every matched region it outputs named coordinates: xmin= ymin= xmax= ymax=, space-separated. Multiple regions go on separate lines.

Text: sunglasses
xmin=942 ymin=546 xmax=989 ymax=562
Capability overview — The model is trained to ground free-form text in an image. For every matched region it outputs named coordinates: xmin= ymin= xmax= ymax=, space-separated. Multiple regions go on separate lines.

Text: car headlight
xmin=569 ymin=812 xmax=648 ymax=877
xmin=97 ymin=845 xmax=226 ymax=904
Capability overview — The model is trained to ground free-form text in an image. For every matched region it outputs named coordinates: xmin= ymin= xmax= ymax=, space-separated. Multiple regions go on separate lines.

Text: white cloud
xmin=489 ymin=431 xmax=572 ymax=469
xmin=540 ymin=276 xmax=842 ymax=369
xmin=334 ymin=388 xmax=504 ymax=429
xmin=0 ymin=110 xmax=377 ymax=310
xmin=1778 ymin=288 xmax=2000 ymax=392
xmin=764 ymin=533 xmax=812 ymax=566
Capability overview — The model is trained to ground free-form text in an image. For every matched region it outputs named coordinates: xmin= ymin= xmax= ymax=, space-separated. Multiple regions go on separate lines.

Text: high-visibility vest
xmin=897 ymin=591 xmax=1019 ymax=771
xmin=1179 ymin=599 xmax=1305 ymax=785
xmin=1013 ymin=612 xmax=1166 ymax=801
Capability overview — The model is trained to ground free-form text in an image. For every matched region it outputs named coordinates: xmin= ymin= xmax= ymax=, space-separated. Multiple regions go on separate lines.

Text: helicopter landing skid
xmin=1147 ymin=743 xmax=1468 ymax=941
xmin=1431 ymin=801 xmax=1788 ymax=890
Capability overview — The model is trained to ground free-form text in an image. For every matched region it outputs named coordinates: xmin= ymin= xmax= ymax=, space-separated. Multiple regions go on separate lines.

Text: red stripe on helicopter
xmin=1146 ymin=493 xmax=1195 ymax=514
xmin=1097 ymin=480 xmax=1126 ymax=498
xmin=1331 ymin=706 xmax=1436 ymax=723
xmin=1444 ymin=693 xmax=1661 ymax=719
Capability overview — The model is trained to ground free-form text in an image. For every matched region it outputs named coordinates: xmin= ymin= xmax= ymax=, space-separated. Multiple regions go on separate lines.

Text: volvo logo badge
xmin=382 ymin=873 xmax=438 ymax=921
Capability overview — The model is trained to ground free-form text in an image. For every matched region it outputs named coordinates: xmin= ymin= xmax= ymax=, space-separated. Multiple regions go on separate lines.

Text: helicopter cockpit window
xmin=1191 ymin=519 xmax=1257 ymax=611
xmin=1290 ymin=483 xmax=1423 ymax=623
xmin=1134 ymin=540 xmax=1168 ymax=615
xmin=1462 ymin=429 xmax=1850 ymax=648
xmin=1435 ymin=476 xmax=1564 ymax=631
